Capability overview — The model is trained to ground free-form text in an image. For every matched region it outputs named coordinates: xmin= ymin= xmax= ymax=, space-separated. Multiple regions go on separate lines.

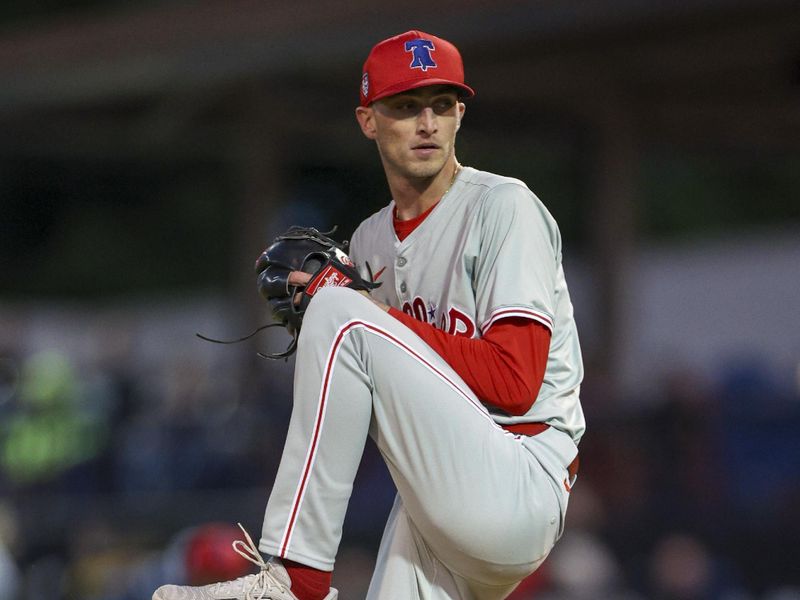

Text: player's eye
xmin=383 ymin=99 xmax=418 ymax=116
xmin=396 ymin=101 xmax=419 ymax=113
xmin=432 ymin=97 xmax=456 ymax=114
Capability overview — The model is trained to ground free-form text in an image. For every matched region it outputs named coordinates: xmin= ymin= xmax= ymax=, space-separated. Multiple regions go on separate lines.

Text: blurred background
xmin=1 ymin=1 xmax=799 ymax=598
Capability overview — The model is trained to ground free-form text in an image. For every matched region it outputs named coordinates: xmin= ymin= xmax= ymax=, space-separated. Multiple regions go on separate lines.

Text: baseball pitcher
xmin=154 ymin=29 xmax=585 ymax=600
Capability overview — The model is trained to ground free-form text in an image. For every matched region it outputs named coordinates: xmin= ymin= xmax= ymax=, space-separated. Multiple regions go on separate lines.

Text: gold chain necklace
xmin=443 ymin=161 xmax=462 ymax=198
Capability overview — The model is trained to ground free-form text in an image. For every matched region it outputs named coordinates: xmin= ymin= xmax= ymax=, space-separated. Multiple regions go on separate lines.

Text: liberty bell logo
xmin=404 ymin=39 xmax=437 ymax=71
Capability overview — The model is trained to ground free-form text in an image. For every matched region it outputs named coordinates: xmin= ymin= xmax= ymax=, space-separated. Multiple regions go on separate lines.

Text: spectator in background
xmin=648 ymin=533 xmax=746 ymax=600
xmin=0 ymin=501 xmax=21 ymax=600
xmin=0 ymin=350 xmax=110 ymax=491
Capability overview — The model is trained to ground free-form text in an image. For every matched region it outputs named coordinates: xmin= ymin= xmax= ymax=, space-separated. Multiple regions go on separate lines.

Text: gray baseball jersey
xmin=350 ymin=166 xmax=585 ymax=443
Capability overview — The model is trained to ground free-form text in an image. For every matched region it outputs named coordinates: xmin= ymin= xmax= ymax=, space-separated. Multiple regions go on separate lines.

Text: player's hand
xmin=288 ymin=271 xmax=312 ymax=287
xmin=288 ymin=271 xmax=312 ymax=305
xmin=289 ymin=271 xmax=388 ymax=312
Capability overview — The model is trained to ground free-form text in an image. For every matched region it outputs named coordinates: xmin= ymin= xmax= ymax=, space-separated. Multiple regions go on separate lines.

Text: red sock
xmin=282 ymin=559 xmax=332 ymax=600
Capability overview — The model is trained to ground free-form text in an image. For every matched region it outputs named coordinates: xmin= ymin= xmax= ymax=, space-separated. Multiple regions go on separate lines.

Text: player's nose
xmin=416 ymin=107 xmax=437 ymax=134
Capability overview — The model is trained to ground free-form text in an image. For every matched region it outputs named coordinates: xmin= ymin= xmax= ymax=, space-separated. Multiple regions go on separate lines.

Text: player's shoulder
xmin=355 ymin=203 xmax=392 ymax=231
xmin=462 ymin=167 xmax=553 ymax=219
xmin=462 ymin=167 xmax=529 ymax=194
xmin=350 ymin=203 xmax=392 ymax=248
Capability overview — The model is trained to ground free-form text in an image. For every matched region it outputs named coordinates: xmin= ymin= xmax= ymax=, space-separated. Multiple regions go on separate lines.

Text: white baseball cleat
xmin=152 ymin=524 xmax=337 ymax=600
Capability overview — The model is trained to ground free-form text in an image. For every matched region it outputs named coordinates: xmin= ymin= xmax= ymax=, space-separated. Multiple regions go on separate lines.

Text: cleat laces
xmin=214 ymin=523 xmax=290 ymax=600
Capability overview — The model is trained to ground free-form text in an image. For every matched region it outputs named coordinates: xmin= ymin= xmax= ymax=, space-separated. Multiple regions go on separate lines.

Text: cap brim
xmin=367 ymin=78 xmax=475 ymax=105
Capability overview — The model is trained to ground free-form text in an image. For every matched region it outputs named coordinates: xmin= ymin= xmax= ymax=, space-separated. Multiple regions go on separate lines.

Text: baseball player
xmin=153 ymin=29 xmax=584 ymax=600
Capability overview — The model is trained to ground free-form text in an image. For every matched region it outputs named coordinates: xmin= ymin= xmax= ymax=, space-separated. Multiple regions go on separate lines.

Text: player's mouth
xmin=411 ymin=143 xmax=440 ymax=157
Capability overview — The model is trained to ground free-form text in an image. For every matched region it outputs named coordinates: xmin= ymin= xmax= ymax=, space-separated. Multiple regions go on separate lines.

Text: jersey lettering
xmin=445 ymin=307 xmax=476 ymax=338
xmin=401 ymin=296 xmax=476 ymax=338
xmin=412 ymin=297 xmax=427 ymax=322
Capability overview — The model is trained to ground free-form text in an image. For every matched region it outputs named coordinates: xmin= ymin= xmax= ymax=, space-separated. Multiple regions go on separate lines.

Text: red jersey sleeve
xmin=388 ymin=307 xmax=550 ymax=416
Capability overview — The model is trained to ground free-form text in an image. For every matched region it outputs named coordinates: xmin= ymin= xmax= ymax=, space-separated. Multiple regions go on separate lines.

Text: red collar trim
xmin=393 ymin=202 xmax=438 ymax=242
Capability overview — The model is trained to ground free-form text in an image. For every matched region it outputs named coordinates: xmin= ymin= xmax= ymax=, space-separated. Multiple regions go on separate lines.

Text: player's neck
xmin=390 ymin=158 xmax=461 ymax=221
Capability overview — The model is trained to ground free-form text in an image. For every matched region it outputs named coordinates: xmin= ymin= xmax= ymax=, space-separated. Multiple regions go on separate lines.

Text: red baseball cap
xmin=360 ymin=30 xmax=475 ymax=106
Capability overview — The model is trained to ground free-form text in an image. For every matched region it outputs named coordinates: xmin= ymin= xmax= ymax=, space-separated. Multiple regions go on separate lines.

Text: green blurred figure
xmin=1 ymin=350 xmax=107 ymax=486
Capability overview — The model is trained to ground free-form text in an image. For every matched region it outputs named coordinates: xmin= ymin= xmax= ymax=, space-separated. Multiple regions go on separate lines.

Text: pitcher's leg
xmin=259 ymin=292 xmax=375 ymax=569
xmin=366 ymin=496 xmax=430 ymax=600
xmin=362 ymin=331 xmax=561 ymax=584
xmin=367 ymin=498 xmax=523 ymax=600
xmin=259 ymin=287 xmax=561 ymax=582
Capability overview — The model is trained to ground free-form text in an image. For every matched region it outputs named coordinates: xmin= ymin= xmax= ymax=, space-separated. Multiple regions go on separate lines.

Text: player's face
xmin=356 ymin=85 xmax=465 ymax=182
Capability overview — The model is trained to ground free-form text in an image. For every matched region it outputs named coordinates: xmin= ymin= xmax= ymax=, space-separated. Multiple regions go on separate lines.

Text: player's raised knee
xmin=302 ymin=286 xmax=376 ymax=329
xmin=310 ymin=285 xmax=366 ymax=308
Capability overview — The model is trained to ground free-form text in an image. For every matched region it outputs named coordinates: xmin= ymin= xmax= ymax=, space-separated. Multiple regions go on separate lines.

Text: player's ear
xmin=456 ymin=102 xmax=466 ymax=131
xmin=355 ymin=106 xmax=377 ymax=140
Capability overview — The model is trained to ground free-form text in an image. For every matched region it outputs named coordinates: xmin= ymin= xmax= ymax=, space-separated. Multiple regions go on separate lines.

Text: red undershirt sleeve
xmin=388 ymin=307 xmax=551 ymax=416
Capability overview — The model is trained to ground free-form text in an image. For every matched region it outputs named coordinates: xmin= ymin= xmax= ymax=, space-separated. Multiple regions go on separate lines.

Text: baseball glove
xmin=198 ymin=226 xmax=380 ymax=360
